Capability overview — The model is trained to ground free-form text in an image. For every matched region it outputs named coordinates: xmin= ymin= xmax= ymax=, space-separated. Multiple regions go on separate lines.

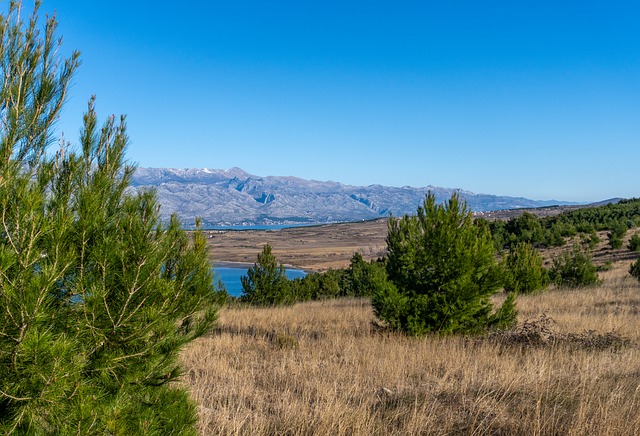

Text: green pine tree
xmin=241 ymin=244 xmax=291 ymax=305
xmin=373 ymin=192 xmax=516 ymax=335
xmin=502 ymin=242 xmax=549 ymax=294
xmin=342 ymin=253 xmax=387 ymax=297
xmin=0 ymin=3 xmax=217 ymax=433
xmin=628 ymin=233 xmax=640 ymax=252
xmin=550 ymin=243 xmax=601 ymax=288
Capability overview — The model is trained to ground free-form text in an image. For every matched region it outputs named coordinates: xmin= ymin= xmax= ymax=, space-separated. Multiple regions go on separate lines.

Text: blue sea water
xmin=213 ymin=266 xmax=307 ymax=297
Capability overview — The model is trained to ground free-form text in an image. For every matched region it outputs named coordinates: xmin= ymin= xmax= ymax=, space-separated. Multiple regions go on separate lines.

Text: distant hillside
xmin=130 ymin=167 xmax=579 ymax=228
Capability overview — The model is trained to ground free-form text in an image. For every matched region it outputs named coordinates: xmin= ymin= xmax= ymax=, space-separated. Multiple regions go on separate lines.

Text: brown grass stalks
xmin=182 ymin=264 xmax=640 ymax=435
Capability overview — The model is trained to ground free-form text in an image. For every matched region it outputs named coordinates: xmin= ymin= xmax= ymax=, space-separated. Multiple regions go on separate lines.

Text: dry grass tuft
xmin=489 ymin=313 xmax=633 ymax=351
xmin=182 ymin=264 xmax=640 ymax=435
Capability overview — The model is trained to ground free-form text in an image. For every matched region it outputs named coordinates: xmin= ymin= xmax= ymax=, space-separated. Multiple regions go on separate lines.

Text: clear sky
xmin=36 ymin=1 xmax=640 ymax=202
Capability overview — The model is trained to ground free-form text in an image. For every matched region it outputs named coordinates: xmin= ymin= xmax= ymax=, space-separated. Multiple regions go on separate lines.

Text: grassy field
xmin=182 ymin=259 xmax=640 ymax=435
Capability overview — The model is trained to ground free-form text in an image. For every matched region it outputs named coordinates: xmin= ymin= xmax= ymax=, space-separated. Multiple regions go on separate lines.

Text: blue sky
xmin=38 ymin=1 xmax=640 ymax=202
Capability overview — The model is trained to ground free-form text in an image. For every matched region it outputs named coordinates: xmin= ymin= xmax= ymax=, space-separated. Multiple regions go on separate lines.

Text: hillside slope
xmin=131 ymin=167 xmax=576 ymax=227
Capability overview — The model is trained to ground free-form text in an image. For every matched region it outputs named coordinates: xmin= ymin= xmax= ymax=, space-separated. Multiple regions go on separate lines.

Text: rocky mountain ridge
xmin=130 ymin=167 xmax=577 ymax=228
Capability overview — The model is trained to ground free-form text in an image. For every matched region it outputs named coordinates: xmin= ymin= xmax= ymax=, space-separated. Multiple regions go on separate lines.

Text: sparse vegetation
xmin=183 ymin=264 xmax=640 ymax=435
xmin=193 ymin=203 xmax=640 ymax=433
xmin=550 ymin=243 xmax=601 ymax=288
xmin=608 ymin=222 xmax=627 ymax=249
xmin=203 ymin=201 xmax=640 ymax=433
xmin=630 ymin=259 xmax=640 ymax=281
xmin=580 ymin=229 xmax=600 ymax=249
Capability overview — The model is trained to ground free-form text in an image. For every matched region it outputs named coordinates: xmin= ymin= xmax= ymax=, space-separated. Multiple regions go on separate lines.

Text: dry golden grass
xmin=182 ymin=263 xmax=640 ymax=435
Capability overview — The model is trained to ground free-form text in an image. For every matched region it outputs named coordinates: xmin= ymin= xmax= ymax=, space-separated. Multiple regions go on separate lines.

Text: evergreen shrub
xmin=241 ymin=244 xmax=292 ymax=305
xmin=502 ymin=242 xmax=549 ymax=294
xmin=0 ymin=3 xmax=217 ymax=432
xmin=550 ymin=244 xmax=601 ymax=288
xmin=373 ymin=193 xmax=516 ymax=335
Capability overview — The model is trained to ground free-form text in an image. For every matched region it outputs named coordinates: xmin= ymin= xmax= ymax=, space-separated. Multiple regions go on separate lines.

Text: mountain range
xmin=129 ymin=167 xmax=577 ymax=228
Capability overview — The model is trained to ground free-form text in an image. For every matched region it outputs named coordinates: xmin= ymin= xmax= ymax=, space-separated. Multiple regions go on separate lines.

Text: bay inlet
xmin=213 ymin=264 xmax=307 ymax=298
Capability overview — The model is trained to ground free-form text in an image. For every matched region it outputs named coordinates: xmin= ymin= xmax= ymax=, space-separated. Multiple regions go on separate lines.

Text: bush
xmin=609 ymin=236 xmax=623 ymax=249
xmin=212 ymin=280 xmax=233 ymax=305
xmin=576 ymin=221 xmax=595 ymax=233
xmin=597 ymin=261 xmax=613 ymax=272
xmin=580 ymin=231 xmax=600 ymax=249
xmin=373 ymin=193 xmax=516 ymax=335
xmin=628 ymin=233 xmax=640 ymax=252
xmin=342 ymin=253 xmax=388 ymax=297
xmin=608 ymin=222 xmax=627 ymax=249
xmin=289 ymin=276 xmax=313 ymax=302
xmin=630 ymin=259 xmax=640 ymax=281
xmin=608 ymin=234 xmax=623 ymax=249
xmin=306 ymin=269 xmax=342 ymax=299
xmin=550 ymin=244 xmax=601 ymax=288
xmin=241 ymin=244 xmax=292 ymax=305
xmin=0 ymin=4 xmax=217 ymax=432
xmin=502 ymin=242 xmax=549 ymax=294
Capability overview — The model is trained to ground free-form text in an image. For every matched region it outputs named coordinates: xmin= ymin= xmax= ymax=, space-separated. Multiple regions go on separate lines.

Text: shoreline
xmin=213 ymin=261 xmax=255 ymax=269
xmin=213 ymin=260 xmax=311 ymax=273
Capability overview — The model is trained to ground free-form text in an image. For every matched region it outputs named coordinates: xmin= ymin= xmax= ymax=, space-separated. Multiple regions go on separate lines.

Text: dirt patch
xmin=205 ymin=219 xmax=389 ymax=271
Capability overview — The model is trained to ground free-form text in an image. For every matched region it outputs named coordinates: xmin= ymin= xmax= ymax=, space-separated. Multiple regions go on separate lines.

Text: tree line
xmin=484 ymin=198 xmax=640 ymax=250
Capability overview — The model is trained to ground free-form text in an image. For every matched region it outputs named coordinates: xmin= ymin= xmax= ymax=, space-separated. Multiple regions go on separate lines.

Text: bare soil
xmin=205 ymin=219 xmax=388 ymax=271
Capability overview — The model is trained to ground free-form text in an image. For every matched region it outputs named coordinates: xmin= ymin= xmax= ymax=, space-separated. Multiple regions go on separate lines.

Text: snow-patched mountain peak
xmin=129 ymin=167 xmax=577 ymax=228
